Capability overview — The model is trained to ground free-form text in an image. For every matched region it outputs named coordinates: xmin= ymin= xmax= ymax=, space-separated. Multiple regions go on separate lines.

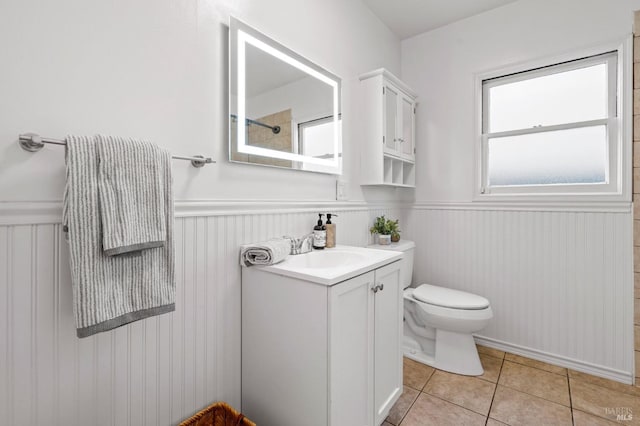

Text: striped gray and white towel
xmin=63 ymin=135 xmax=175 ymax=338
xmin=240 ymin=238 xmax=291 ymax=267
xmin=96 ymin=135 xmax=166 ymax=256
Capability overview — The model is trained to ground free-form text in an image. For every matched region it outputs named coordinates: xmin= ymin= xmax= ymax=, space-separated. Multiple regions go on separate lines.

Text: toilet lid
xmin=413 ymin=284 xmax=490 ymax=310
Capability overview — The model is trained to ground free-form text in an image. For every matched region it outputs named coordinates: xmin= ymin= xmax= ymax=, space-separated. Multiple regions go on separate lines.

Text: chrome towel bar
xmin=18 ymin=133 xmax=215 ymax=168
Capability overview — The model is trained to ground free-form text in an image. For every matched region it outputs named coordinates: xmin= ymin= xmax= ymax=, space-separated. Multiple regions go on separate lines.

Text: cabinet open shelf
xmin=378 ymin=155 xmax=415 ymax=187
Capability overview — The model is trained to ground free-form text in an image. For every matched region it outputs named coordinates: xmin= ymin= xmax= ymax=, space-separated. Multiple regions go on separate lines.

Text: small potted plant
xmin=369 ymin=215 xmax=400 ymax=245
xmin=388 ymin=219 xmax=401 ymax=243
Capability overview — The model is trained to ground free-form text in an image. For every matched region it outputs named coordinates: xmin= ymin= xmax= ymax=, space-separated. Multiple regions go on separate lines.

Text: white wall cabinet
xmin=360 ymin=68 xmax=418 ymax=187
xmin=242 ymin=260 xmax=402 ymax=426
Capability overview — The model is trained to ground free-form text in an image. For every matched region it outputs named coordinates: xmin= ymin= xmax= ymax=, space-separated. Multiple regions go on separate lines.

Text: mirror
xmin=229 ymin=17 xmax=342 ymax=174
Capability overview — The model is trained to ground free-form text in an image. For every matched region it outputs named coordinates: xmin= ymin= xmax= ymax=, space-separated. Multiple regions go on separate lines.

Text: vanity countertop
xmin=255 ymin=244 xmax=402 ymax=286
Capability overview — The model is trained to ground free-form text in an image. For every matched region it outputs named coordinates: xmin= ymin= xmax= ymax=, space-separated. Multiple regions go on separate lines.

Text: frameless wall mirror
xmin=229 ymin=17 xmax=342 ymax=174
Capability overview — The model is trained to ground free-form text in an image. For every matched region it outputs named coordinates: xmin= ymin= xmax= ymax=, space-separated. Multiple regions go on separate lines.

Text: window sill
xmin=417 ymin=199 xmax=632 ymax=213
xmin=470 ymin=192 xmax=631 ymax=213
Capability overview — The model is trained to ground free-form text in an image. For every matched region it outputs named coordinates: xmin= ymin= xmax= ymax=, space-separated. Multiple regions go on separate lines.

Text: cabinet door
xmin=329 ymin=271 xmax=375 ymax=426
xmin=400 ymin=95 xmax=415 ymax=162
xmin=383 ymin=84 xmax=400 ymax=156
xmin=373 ymin=262 xmax=403 ymax=425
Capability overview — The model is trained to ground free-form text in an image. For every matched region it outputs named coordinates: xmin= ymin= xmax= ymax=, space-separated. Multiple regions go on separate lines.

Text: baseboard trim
xmin=474 ymin=335 xmax=634 ymax=385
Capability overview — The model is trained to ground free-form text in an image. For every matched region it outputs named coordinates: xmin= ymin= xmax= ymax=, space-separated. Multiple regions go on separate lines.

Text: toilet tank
xmin=366 ymin=240 xmax=415 ymax=289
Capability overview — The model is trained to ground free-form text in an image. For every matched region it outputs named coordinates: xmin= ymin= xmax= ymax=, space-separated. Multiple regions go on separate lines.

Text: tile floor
xmin=384 ymin=345 xmax=640 ymax=426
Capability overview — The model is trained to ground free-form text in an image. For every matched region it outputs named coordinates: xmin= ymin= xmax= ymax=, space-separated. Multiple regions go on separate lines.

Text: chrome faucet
xmin=285 ymin=233 xmax=314 ymax=255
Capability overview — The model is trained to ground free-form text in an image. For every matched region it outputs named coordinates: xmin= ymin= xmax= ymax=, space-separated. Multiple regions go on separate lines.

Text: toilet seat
xmin=404 ymin=289 xmax=493 ymax=322
xmin=413 ymin=284 xmax=490 ymax=310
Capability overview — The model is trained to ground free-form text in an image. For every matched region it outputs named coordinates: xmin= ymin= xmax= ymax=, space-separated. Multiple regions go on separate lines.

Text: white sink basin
xmin=283 ymin=249 xmax=368 ymax=269
xmin=258 ymin=245 xmax=402 ymax=285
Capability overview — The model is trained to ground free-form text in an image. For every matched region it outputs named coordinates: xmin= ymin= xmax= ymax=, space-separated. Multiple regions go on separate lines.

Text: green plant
xmin=388 ymin=220 xmax=401 ymax=240
xmin=369 ymin=215 xmax=401 ymax=237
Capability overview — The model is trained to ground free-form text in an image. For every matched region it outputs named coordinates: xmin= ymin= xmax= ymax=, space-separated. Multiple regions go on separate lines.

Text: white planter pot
xmin=378 ymin=235 xmax=391 ymax=245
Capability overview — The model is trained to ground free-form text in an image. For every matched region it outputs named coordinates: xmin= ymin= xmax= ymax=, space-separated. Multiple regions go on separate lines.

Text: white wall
xmin=401 ymin=0 xmax=640 ymax=380
xmin=402 ymin=0 xmax=640 ymax=202
xmin=0 ymin=0 xmax=400 ymax=204
xmin=407 ymin=206 xmax=634 ymax=382
xmin=4 ymin=0 xmax=640 ymax=423
xmin=0 ymin=0 xmax=406 ymax=424
xmin=0 ymin=205 xmax=408 ymax=425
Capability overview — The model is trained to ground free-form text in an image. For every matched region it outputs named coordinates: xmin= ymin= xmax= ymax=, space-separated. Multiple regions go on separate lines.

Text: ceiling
xmin=362 ymin=0 xmax=518 ymax=39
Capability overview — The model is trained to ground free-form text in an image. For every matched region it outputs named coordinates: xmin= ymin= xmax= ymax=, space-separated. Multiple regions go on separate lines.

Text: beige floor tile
xmin=504 ymin=353 xmax=567 ymax=376
xmin=399 ymin=393 xmax=486 ymax=426
xmin=478 ymin=353 xmax=503 ymax=383
xmin=386 ymin=386 xmax=419 ymax=425
xmin=423 ymin=370 xmax=496 ymax=416
xmin=477 ymin=344 xmax=505 ymax=359
xmin=403 ymin=357 xmax=435 ymax=391
xmin=382 ymin=422 xmax=394 ymax=426
xmin=489 ymin=385 xmax=572 ymax=426
xmin=498 ymin=361 xmax=570 ymax=406
xmin=486 ymin=419 xmax=508 ymax=426
xmin=570 ymin=379 xmax=640 ymax=423
xmin=572 ymin=409 xmax=619 ymax=426
xmin=569 ymin=369 xmax=640 ymax=398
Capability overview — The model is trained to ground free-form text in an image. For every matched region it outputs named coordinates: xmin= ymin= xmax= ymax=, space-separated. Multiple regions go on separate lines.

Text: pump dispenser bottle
xmin=313 ymin=214 xmax=326 ymax=249
xmin=325 ymin=213 xmax=337 ymax=248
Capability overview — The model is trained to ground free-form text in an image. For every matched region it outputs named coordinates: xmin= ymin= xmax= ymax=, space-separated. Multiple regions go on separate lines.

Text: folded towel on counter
xmin=63 ymin=135 xmax=175 ymax=338
xmin=240 ymin=238 xmax=291 ymax=267
xmin=97 ymin=135 xmax=167 ymax=256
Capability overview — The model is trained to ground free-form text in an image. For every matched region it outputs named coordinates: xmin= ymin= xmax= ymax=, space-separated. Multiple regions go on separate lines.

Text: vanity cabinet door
xmin=373 ymin=262 xmax=403 ymax=426
xmin=329 ymin=271 xmax=375 ymax=426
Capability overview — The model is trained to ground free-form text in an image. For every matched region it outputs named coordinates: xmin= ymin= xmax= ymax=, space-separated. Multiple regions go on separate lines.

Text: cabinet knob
xmin=372 ymin=283 xmax=384 ymax=293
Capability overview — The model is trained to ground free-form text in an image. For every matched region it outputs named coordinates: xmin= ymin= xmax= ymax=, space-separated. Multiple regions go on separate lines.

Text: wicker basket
xmin=179 ymin=402 xmax=256 ymax=426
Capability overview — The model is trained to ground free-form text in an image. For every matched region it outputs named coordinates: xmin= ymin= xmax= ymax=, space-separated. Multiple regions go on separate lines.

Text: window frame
xmin=298 ymin=115 xmax=339 ymax=159
xmin=296 ymin=114 xmax=343 ymax=172
xmin=474 ymin=38 xmax=632 ymax=203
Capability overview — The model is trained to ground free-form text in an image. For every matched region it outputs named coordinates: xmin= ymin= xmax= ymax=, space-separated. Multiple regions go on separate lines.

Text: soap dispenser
xmin=325 ymin=213 xmax=338 ymax=248
xmin=313 ymin=214 xmax=326 ymax=250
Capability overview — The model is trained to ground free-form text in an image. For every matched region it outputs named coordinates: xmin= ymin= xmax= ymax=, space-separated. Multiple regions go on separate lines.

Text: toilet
xmin=369 ymin=240 xmax=493 ymax=376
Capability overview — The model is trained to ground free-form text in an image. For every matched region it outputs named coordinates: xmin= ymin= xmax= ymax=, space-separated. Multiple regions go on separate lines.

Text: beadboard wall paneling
xmin=0 ymin=206 xmax=403 ymax=426
xmin=407 ymin=206 xmax=634 ymax=381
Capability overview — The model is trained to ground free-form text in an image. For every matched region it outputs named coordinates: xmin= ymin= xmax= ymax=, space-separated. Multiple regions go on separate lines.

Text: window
xmin=479 ymin=51 xmax=623 ymax=198
xmin=298 ymin=116 xmax=342 ymax=172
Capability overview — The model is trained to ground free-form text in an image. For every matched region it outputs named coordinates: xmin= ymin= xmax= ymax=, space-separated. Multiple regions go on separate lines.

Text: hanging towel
xmin=96 ymin=135 xmax=166 ymax=256
xmin=240 ymin=238 xmax=291 ymax=267
xmin=63 ymin=135 xmax=175 ymax=338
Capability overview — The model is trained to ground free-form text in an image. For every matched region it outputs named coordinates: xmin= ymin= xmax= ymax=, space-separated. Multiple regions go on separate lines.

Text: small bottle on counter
xmin=313 ymin=214 xmax=326 ymax=250
xmin=325 ymin=213 xmax=337 ymax=248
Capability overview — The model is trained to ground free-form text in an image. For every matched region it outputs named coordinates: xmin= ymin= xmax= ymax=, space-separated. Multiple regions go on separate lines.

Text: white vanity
xmin=241 ymin=246 xmax=403 ymax=426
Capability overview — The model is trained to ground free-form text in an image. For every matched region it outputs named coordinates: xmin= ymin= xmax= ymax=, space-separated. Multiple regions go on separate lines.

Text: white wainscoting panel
xmin=407 ymin=206 xmax=634 ymax=382
xmin=0 ymin=205 xmax=401 ymax=426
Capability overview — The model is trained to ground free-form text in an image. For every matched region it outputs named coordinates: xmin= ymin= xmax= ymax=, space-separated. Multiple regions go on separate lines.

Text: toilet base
xmin=403 ymin=328 xmax=484 ymax=376
xmin=434 ymin=329 xmax=484 ymax=376
xmin=403 ymin=335 xmax=436 ymax=366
